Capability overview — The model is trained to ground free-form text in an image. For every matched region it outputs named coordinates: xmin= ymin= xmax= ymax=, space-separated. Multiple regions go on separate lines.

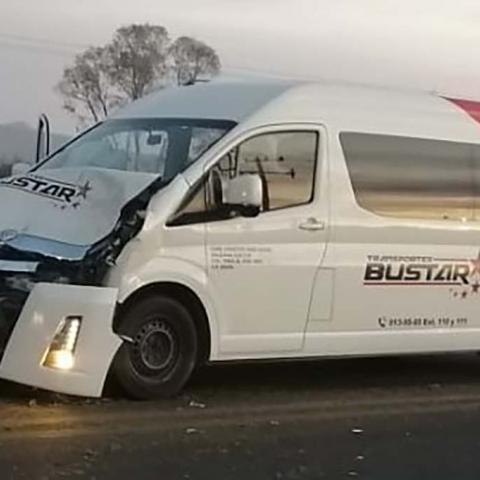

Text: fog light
xmin=42 ymin=316 xmax=82 ymax=370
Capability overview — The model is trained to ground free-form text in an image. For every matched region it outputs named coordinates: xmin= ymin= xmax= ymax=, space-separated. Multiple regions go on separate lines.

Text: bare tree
xmin=56 ymin=47 xmax=115 ymax=125
xmin=169 ymin=36 xmax=221 ymax=86
xmin=106 ymin=24 xmax=170 ymax=101
xmin=57 ymin=25 xmax=221 ymax=126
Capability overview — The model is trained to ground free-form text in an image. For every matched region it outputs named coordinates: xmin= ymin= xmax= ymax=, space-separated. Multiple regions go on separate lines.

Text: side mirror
xmin=11 ymin=162 xmax=31 ymax=176
xmin=223 ymin=174 xmax=263 ymax=217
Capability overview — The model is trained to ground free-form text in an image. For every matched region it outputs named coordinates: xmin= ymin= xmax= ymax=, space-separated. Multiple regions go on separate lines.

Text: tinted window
xmin=340 ymin=133 xmax=476 ymax=222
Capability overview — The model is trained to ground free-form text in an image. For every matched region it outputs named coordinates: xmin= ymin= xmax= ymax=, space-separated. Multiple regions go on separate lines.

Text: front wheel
xmin=112 ymin=295 xmax=198 ymax=399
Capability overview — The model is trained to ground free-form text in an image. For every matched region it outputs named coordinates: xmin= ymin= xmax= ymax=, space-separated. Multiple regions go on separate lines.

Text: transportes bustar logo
xmin=363 ymin=251 xmax=480 ymax=300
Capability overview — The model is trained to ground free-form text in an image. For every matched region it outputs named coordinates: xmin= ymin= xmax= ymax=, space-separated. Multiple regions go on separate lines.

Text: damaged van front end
xmin=0 ymin=172 xmax=167 ymax=396
xmin=0 ymin=115 xmax=235 ymax=397
xmin=0 ymin=282 xmax=120 ymax=397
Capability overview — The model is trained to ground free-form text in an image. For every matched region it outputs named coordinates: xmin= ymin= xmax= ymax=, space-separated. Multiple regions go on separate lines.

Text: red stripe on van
xmin=446 ymin=97 xmax=480 ymax=125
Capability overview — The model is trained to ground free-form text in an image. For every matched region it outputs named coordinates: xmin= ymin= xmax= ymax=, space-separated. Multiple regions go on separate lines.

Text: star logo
xmin=76 ymin=181 xmax=92 ymax=200
xmin=470 ymin=250 xmax=480 ymax=277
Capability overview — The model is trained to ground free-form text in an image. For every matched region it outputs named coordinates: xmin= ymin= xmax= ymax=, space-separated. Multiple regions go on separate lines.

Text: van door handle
xmin=298 ymin=218 xmax=325 ymax=232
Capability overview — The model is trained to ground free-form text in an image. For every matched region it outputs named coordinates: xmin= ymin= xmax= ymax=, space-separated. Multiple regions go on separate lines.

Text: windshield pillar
xmin=164 ymin=127 xmax=193 ymax=181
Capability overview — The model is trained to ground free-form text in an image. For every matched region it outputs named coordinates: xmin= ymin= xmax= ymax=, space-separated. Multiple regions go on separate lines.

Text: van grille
xmin=0 ymin=275 xmax=30 ymax=363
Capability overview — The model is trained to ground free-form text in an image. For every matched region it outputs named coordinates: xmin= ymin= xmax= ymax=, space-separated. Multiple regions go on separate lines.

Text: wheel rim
xmin=131 ymin=318 xmax=179 ymax=378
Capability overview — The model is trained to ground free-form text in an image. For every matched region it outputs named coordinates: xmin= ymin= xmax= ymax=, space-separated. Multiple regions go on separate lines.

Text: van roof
xmin=113 ymin=80 xmax=480 ymax=143
xmin=112 ymin=80 xmax=296 ymax=122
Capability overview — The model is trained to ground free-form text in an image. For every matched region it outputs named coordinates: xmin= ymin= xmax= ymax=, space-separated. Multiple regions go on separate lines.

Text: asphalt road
xmin=1 ymin=354 xmax=480 ymax=479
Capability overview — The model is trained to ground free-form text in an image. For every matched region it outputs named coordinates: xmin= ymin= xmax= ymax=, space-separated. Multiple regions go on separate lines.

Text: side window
xmin=236 ymin=132 xmax=318 ymax=211
xmin=340 ymin=132 xmax=476 ymax=222
xmin=170 ymin=130 xmax=319 ymax=225
xmin=168 ymin=180 xmax=208 ymax=226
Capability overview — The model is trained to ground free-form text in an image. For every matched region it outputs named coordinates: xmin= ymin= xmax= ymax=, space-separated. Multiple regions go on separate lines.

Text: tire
xmin=112 ymin=295 xmax=198 ymax=399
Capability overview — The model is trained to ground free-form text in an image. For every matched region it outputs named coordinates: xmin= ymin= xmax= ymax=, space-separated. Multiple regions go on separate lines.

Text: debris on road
xmin=188 ymin=400 xmax=206 ymax=409
xmin=185 ymin=427 xmax=199 ymax=435
xmin=109 ymin=442 xmax=122 ymax=453
xmin=83 ymin=448 xmax=97 ymax=460
xmin=28 ymin=399 xmax=37 ymax=408
xmin=269 ymin=420 xmax=280 ymax=426
xmin=351 ymin=428 xmax=363 ymax=435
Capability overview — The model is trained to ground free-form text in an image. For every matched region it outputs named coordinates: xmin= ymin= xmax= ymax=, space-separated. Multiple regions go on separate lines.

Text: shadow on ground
xmin=1 ymin=353 xmax=479 ymax=406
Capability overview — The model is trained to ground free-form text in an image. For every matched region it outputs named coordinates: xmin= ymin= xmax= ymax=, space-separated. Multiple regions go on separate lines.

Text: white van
xmin=1 ymin=81 xmax=480 ymax=398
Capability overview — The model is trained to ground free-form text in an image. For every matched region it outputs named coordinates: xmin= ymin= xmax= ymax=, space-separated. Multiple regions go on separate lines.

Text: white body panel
xmin=0 ymin=284 xmax=121 ymax=397
xmin=203 ymin=124 xmax=329 ymax=355
xmin=0 ymin=168 xmax=157 ymax=246
xmin=4 ymin=81 xmax=480 ymax=396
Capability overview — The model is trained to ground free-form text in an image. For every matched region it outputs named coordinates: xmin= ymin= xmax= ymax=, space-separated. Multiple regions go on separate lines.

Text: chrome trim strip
xmin=0 ymin=260 xmax=39 ymax=273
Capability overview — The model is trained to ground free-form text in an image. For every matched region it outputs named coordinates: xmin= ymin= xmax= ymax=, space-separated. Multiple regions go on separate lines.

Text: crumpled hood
xmin=0 ymin=167 xmax=159 ymax=247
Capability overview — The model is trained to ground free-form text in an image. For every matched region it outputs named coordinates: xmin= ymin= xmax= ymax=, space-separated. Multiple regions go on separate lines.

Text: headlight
xmin=42 ymin=316 xmax=82 ymax=370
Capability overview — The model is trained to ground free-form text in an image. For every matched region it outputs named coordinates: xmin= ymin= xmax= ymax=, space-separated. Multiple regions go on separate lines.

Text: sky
xmin=2 ymin=0 xmax=480 ymax=133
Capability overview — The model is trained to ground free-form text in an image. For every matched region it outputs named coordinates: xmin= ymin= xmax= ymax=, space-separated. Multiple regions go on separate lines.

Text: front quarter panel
xmin=114 ymin=253 xmax=220 ymax=360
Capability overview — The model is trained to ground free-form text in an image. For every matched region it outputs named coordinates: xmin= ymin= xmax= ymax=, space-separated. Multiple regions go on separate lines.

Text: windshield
xmin=39 ymin=118 xmax=235 ymax=180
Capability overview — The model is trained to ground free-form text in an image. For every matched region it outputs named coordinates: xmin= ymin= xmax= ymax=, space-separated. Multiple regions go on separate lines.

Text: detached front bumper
xmin=0 ymin=283 xmax=122 ymax=397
